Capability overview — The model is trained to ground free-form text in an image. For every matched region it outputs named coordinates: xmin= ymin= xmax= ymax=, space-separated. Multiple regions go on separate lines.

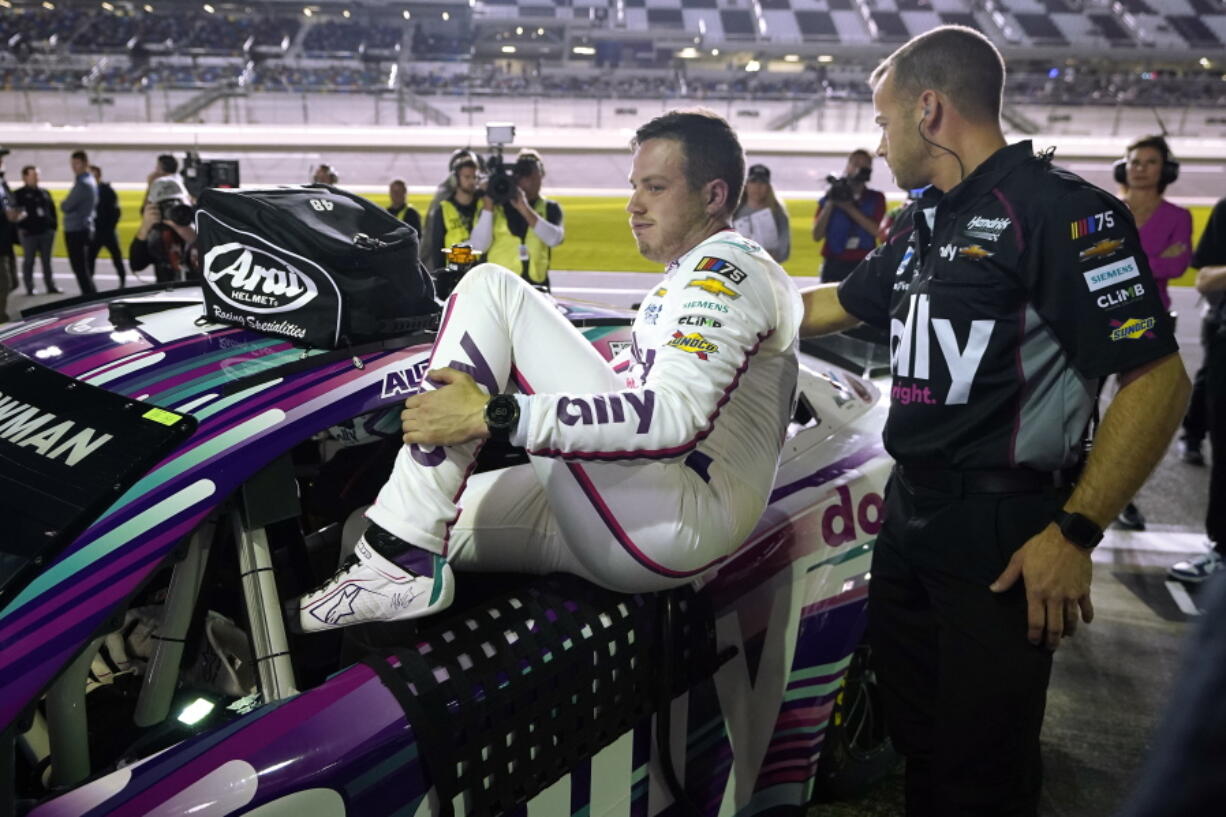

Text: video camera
xmin=182 ymin=151 xmax=241 ymax=201
xmin=483 ymin=122 xmax=530 ymax=206
xmin=825 ymin=166 xmax=871 ymax=203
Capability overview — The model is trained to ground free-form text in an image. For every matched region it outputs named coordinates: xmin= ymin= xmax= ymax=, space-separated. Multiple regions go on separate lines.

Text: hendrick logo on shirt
xmin=964 ymin=215 xmax=1011 ymax=242
xmin=1083 ymin=256 xmax=1140 ymax=292
xmin=1109 ymin=316 xmax=1157 ymax=341
xmin=694 ymin=256 xmax=747 ymax=284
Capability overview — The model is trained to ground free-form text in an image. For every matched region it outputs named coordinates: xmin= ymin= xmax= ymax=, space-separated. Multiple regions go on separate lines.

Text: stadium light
xmin=501 ymin=45 xmax=517 ymax=54
xmin=101 ymin=1 xmax=113 ymax=10
xmin=143 ymin=3 xmax=153 ymax=10
xmin=817 ymin=54 xmax=834 ymax=63
xmin=784 ymin=54 xmax=799 ymax=62
xmin=303 ymin=7 xmax=312 ymax=17
xmin=572 ymin=46 xmax=596 ymax=56
xmin=537 ymin=27 xmax=544 ymax=35
xmin=42 ymin=1 xmax=55 ymax=9
xmin=1201 ymin=57 xmax=1212 ymax=69
xmin=516 ymin=26 xmax=523 ymax=35
xmin=745 ymin=59 xmax=761 ymax=72
xmin=442 ymin=11 xmax=450 ymax=20
xmin=203 ymin=3 xmax=214 ymax=13
xmin=711 ymin=48 xmax=720 ymax=56
xmin=679 ymin=47 xmax=699 ymax=59
xmin=402 ymin=10 xmax=410 ymax=20
xmin=342 ymin=9 xmax=350 ymax=18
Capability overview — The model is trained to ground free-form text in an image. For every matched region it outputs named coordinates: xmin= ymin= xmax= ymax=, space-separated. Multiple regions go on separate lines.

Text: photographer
xmin=424 ymin=154 xmax=480 ymax=272
xmin=811 ymin=149 xmax=886 ymax=282
xmin=469 ymin=149 xmax=564 ymax=290
xmin=130 ymin=180 xmax=197 ymax=284
xmin=147 ymin=154 xmax=188 ymax=199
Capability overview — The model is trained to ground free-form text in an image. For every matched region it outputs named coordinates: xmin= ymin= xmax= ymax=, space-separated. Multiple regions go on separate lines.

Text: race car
xmin=0 ymin=282 xmax=894 ymax=817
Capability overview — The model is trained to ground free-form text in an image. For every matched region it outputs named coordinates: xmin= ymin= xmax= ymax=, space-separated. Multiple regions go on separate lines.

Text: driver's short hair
xmin=632 ymin=109 xmax=745 ymax=216
xmin=870 ymin=25 xmax=1005 ymax=125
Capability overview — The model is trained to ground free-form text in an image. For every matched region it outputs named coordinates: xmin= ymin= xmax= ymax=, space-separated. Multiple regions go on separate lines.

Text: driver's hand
xmin=401 ymin=368 xmax=491 ymax=446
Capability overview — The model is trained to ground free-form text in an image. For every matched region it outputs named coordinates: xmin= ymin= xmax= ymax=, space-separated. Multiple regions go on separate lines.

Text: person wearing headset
xmin=424 ymin=154 xmax=481 ymax=272
xmin=794 ymin=25 xmax=1188 ymax=816
xmin=1111 ymin=135 xmax=1193 ymax=532
xmin=421 ymin=149 xmax=482 ymax=269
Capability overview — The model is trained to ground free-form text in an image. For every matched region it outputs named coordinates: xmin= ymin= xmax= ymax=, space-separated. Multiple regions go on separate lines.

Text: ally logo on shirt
xmin=1083 ymin=256 xmax=1140 ymax=292
xmin=890 ymin=293 xmax=995 ymax=406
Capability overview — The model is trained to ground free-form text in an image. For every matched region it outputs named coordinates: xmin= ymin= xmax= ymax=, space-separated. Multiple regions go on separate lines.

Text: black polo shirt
xmin=838 ymin=141 xmax=1178 ymax=471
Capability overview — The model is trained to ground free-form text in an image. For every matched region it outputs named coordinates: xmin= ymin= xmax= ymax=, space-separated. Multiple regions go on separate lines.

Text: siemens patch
xmin=1083 ymin=256 xmax=1140 ymax=292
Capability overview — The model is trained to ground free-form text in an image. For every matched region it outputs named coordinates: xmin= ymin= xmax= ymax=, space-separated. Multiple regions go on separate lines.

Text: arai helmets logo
xmin=203 ymin=242 xmax=319 ymax=314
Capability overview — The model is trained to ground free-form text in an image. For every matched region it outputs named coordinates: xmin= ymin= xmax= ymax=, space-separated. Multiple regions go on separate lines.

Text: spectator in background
xmin=425 ymin=154 xmax=480 ymax=272
xmin=811 ymin=149 xmax=886 ymax=282
xmin=1118 ymin=135 xmax=1192 ymax=313
xmin=1167 ymin=196 xmax=1226 ymax=583
xmin=733 ymin=163 xmax=791 ymax=264
xmin=14 ymin=165 xmax=60 ymax=296
xmin=386 ymin=178 xmax=422 ymax=238
xmin=0 ymin=147 xmax=16 ymax=320
xmin=89 ymin=165 xmax=128 ymax=287
xmin=1114 ymin=134 xmax=1193 ymax=531
xmin=60 ymin=149 xmax=98 ymax=295
xmin=312 ymin=164 xmax=339 ymax=185
xmin=470 ymin=149 xmax=564 ymax=290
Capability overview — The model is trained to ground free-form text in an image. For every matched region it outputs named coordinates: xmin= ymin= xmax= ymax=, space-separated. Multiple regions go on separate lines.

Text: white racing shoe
xmin=293 ymin=535 xmax=454 ymax=633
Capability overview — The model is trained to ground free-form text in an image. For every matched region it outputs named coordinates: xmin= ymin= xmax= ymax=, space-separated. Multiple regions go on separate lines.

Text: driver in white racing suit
xmin=294 ymin=110 xmax=803 ymax=631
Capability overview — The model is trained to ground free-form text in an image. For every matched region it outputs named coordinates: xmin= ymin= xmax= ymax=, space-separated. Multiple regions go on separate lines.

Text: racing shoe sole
xmin=292 ymin=539 xmax=454 ymax=633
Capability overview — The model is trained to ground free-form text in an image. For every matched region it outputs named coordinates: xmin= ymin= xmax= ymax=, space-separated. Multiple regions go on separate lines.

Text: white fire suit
xmin=366 ymin=230 xmax=802 ymax=592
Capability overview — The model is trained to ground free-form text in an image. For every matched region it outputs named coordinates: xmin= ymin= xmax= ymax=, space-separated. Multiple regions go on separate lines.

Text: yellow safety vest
xmin=485 ymin=198 xmax=555 ymax=285
xmin=439 ymin=199 xmax=474 ymax=251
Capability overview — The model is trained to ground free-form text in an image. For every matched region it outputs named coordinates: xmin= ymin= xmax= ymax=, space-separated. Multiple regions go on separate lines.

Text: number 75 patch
xmin=1069 ymin=210 xmax=1115 ymax=240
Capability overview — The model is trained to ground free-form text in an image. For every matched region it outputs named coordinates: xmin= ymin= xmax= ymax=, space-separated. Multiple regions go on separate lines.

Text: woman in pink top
xmin=1119 ymin=134 xmax=1193 ymax=312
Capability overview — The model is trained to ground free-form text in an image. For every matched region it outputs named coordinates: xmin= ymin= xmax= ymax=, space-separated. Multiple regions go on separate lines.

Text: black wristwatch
xmin=484 ymin=393 xmax=520 ymax=441
xmin=1054 ymin=509 xmax=1104 ymax=550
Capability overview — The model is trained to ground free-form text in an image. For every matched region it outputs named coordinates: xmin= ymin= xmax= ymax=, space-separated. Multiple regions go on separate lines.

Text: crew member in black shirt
xmin=13 ymin=165 xmax=61 ymax=295
xmin=89 ymin=165 xmax=128 ymax=287
xmin=796 ymin=26 xmax=1189 ymax=816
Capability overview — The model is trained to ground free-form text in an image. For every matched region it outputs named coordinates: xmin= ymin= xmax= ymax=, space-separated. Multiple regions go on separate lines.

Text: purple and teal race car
xmin=0 ymin=283 xmax=894 ymax=817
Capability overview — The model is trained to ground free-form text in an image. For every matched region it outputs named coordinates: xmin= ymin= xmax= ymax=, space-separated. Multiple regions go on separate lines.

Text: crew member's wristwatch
xmin=484 ymin=394 xmax=520 ymax=441
xmin=1054 ymin=509 xmax=1103 ymax=550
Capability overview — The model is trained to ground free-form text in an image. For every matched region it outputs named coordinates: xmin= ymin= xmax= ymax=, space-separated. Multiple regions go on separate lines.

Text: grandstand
xmin=0 ymin=0 xmax=1223 ymax=137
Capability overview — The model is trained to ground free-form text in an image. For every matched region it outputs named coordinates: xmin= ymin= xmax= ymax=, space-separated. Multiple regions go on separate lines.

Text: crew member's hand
xmin=401 ymin=367 xmax=490 ymax=446
xmin=1159 ymin=242 xmax=1188 ymax=259
xmin=990 ymin=523 xmax=1094 ymax=650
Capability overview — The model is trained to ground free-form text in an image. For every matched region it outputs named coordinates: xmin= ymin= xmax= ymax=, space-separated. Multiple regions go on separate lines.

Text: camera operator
xmin=811 ymin=149 xmax=886 ymax=282
xmin=421 ymin=149 xmax=482 ymax=266
xmin=130 ymin=179 xmax=197 ymax=284
xmin=146 ymin=154 xmax=189 ymax=199
xmin=425 ymin=154 xmax=480 ymax=272
xmin=469 ymin=149 xmax=564 ymax=290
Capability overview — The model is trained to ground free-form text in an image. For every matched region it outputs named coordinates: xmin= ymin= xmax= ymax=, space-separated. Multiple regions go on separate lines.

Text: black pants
xmin=869 ymin=470 xmax=1063 ymax=817
xmin=1181 ymin=317 xmax=1216 ymax=445
xmin=89 ymin=227 xmax=126 ymax=286
xmin=819 ymin=256 xmax=865 ymax=283
xmin=1207 ymin=329 xmax=1225 ymax=549
xmin=64 ymin=230 xmax=96 ymax=295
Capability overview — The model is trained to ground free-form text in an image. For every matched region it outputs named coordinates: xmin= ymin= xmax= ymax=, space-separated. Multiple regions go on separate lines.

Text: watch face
xmin=487 ymin=395 xmax=518 ymax=429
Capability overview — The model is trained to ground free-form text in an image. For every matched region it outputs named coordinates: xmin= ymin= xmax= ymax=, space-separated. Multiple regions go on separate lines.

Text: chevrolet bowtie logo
xmin=958 ymin=244 xmax=993 ymax=260
xmin=1079 ymin=238 xmax=1124 ymax=262
xmin=685 ymin=277 xmax=741 ymax=299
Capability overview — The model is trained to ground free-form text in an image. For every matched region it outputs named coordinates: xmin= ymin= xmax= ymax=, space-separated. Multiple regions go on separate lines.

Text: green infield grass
xmin=37 ymin=189 xmax=1214 ymax=288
